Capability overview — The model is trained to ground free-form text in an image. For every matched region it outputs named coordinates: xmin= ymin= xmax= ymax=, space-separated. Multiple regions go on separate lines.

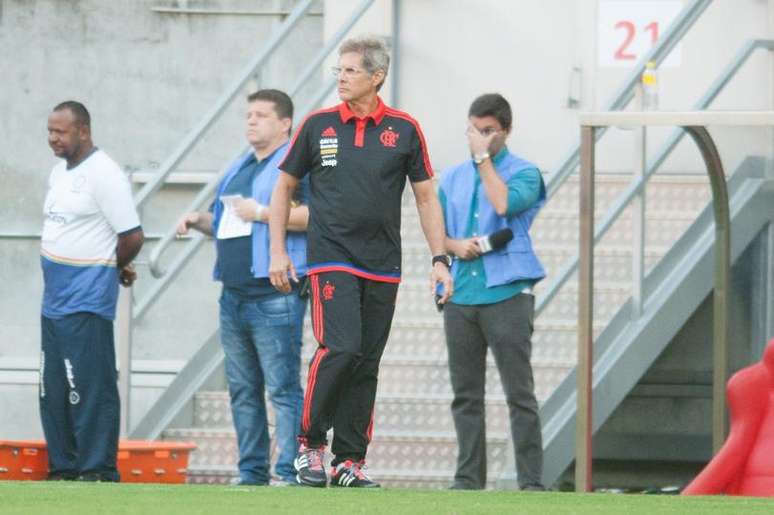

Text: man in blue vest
xmin=438 ymin=93 xmax=546 ymax=491
xmin=177 ymin=89 xmax=309 ymax=486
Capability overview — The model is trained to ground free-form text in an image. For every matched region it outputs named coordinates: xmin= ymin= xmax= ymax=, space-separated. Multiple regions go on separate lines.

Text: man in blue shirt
xmin=438 ymin=93 xmax=546 ymax=491
xmin=177 ymin=90 xmax=309 ymax=486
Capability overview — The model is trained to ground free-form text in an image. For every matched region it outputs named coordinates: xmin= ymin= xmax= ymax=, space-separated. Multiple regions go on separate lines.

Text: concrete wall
xmin=0 ymin=0 xmax=324 ymax=437
xmin=1 ymin=0 xmax=772 ymax=440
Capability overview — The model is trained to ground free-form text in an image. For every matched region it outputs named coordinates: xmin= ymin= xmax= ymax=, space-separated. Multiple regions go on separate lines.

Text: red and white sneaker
xmin=330 ymin=460 xmax=380 ymax=488
xmin=294 ymin=444 xmax=327 ymax=487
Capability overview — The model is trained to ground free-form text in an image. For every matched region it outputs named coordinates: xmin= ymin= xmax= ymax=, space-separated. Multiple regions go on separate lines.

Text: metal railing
xmin=574 ymin=110 xmax=774 ymax=492
xmin=139 ymin=0 xmax=373 ymax=309
xmin=123 ymin=0 xmax=764 ymax=460
xmin=125 ymin=0 xmax=378 ymax=438
xmin=544 ymin=0 xmax=713 ymax=198
xmin=133 ymin=0 xmax=715 ymax=351
xmin=534 ymin=38 xmax=774 ymax=319
xmin=508 ymin=34 xmax=774 ymax=488
xmin=117 ymin=0 xmax=751 ymax=440
xmin=133 ymin=0 xmax=316 ymax=209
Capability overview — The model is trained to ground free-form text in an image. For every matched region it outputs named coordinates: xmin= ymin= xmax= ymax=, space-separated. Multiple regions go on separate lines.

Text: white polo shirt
xmin=41 ymin=149 xmax=141 ymax=320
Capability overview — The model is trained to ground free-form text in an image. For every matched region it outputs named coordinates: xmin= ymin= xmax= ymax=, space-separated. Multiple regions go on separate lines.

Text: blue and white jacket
xmin=211 ymin=142 xmax=307 ymax=280
xmin=439 ymin=151 xmax=546 ymax=287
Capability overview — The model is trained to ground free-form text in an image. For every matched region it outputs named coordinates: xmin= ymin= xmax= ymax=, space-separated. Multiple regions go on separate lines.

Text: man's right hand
xmin=119 ymin=264 xmax=137 ymax=287
xmin=176 ymin=212 xmax=199 ymax=236
xmin=449 ymin=238 xmax=481 ymax=260
xmin=269 ymin=250 xmax=297 ymax=293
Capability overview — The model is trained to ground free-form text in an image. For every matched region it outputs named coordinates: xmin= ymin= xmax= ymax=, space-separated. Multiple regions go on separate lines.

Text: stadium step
xmin=302 ymin=318 xmax=592 ymax=364
xmin=185 ymin=464 xmax=239 ymax=485
xmin=192 ymin=391 xmax=512 ymax=434
xmin=171 ymin=173 xmax=712 ymax=488
xmin=400 ymin=243 xmax=669 ymax=284
xmin=184 ymin=465 xmax=501 ymax=489
xmin=392 ymin=279 xmax=632 ymax=323
xmin=166 ymin=427 xmax=509 ymax=486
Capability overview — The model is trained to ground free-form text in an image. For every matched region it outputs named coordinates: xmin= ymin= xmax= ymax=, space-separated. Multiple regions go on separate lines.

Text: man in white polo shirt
xmin=40 ymin=101 xmax=144 ymax=481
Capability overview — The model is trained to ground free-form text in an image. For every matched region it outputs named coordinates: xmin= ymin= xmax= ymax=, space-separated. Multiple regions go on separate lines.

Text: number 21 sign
xmin=598 ymin=0 xmax=683 ymax=68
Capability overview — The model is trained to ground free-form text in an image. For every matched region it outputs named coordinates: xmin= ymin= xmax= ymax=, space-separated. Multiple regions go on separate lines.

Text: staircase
xmin=163 ymin=171 xmax=714 ymax=487
xmin=137 ymin=0 xmax=772 ymax=491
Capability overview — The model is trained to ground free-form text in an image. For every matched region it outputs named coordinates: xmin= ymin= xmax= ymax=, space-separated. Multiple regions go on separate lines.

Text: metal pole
xmin=631 ymin=124 xmax=646 ymax=318
xmin=682 ymin=126 xmax=731 ymax=453
xmin=116 ymin=286 xmax=133 ymax=436
xmin=391 ymin=0 xmax=401 ymax=108
xmin=767 ymin=224 xmax=774 ymax=341
xmin=576 ymin=125 xmax=595 ymax=492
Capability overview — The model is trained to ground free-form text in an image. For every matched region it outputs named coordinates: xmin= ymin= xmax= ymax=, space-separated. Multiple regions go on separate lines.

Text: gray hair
xmin=339 ymin=36 xmax=390 ymax=90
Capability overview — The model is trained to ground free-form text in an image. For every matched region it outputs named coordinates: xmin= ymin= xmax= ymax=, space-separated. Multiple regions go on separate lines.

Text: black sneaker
xmin=330 ymin=460 xmax=380 ymax=488
xmin=75 ymin=472 xmax=119 ymax=482
xmin=47 ymin=471 xmax=77 ymax=481
xmin=294 ymin=444 xmax=327 ymax=487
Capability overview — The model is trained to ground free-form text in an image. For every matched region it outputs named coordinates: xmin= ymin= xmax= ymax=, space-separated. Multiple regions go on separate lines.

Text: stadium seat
xmin=682 ymin=337 xmax=774 ymax=496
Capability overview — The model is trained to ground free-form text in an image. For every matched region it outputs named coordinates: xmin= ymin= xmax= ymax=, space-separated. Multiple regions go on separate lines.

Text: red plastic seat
xmin=683 ymin=337 xmax=774 ymax=496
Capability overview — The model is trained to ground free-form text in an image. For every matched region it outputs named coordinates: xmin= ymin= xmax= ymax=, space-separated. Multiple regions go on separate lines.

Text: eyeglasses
xmin=466 ymin=125 xmax=502 ymax=137
xmin=331 ymin=66 xmax=367 ymax=78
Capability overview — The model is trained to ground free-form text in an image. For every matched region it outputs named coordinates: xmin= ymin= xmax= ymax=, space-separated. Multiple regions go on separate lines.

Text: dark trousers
xmin=443 ymin=294 xmax=543 ymax=489
xmin=301 ymin=271 xmax=397 ymax=466
xmin=40 ymin=313 xmax=120 ymax=481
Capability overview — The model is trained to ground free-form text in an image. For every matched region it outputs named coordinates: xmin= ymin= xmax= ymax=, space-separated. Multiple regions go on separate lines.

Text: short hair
xmin=339 ymin=36 xmax=390 ymax=91
xmin=53 ymin=100 xmax=91 ymax=128
xmin=468 ymin=93 xmax=512 ymax=131
xmin=247 ymin=89 xmax=294 ymax=121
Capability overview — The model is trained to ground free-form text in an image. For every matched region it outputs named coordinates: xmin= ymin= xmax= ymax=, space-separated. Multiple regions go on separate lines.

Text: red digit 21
xmin=614 ymin=20 xmax=659 ymax=61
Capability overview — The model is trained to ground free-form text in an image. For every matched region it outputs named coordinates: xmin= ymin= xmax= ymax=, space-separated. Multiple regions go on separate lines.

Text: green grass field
xmin=1 ymin=482 xmax=773 ymax=515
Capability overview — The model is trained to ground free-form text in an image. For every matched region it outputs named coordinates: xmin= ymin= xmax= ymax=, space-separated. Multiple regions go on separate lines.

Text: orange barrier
xmin=0 ymin=440 xmax=196 ymax=483
xmin=0 ymin=440 xmax=48 ymax=480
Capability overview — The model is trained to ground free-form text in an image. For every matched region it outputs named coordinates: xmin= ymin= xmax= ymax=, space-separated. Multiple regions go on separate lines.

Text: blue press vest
xmin=439 ymin=151 xmax=546 ymax=287
xmin=211 ymin=142 xmax=307 ymax=280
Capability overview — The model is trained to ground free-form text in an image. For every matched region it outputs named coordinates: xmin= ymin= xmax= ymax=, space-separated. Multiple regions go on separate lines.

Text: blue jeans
xmin=219 ymin=287 xmax=305 ymax=484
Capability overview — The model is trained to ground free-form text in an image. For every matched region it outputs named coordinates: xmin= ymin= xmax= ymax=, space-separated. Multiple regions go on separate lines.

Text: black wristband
xmin=432 ymin=254 xmax=451 ymax=268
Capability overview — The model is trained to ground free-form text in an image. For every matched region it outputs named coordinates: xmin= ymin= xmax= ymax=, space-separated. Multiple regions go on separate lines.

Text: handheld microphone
xmin=476 ymin=228 xmax=514 ymax=254
xmin=435 ymin=229 xmax=514 ymax=314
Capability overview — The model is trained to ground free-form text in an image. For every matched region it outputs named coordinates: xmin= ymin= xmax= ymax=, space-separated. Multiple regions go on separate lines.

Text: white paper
xmin=216 ymin=195 xmax=253 ymax=239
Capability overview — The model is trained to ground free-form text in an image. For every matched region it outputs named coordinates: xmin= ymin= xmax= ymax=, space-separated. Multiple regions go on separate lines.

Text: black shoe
xmin=448 ymin=483 xmax=480 ymax=490
xmin=47 ymin=471 xmax=77 ymax=481
xmin=76 ymin=472 xmax=119 ymax=482
xmin=294 ymin=444 xmax=327 ymax=487
xmin=229 ymin=477 xmax=268 ymax=486
xmin=521 ymin=483 xmax=546 ymax=492
xmin=330 ymin=460 xmax=380 ymax=488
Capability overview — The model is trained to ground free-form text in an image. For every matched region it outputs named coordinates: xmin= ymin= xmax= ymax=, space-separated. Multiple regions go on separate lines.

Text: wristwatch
xmin=473 ymin=152 xmax=490 ymax=165
xmin=432 ymin=254 xmax=452 ymax=268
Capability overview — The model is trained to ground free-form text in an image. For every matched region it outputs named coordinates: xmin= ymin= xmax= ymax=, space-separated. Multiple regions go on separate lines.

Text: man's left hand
xmin=233 ymin=198 xmax=265 ymax=222
xmin=119 ymin=264 xmax=137 ymax=287
xmin=431 ymin=262 xmax=454 ymax=304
